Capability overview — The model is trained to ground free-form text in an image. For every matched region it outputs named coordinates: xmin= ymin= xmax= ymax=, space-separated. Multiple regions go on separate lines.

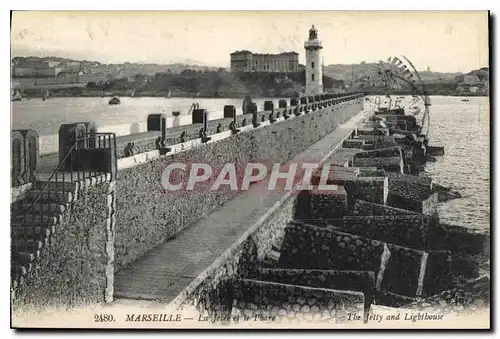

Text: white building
xmin=304 ymin=25 xmax=323 ymax=95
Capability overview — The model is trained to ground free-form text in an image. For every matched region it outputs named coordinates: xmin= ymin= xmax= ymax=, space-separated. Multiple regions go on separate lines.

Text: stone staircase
xmin=10 ymin=172 xmax=109 ymax=291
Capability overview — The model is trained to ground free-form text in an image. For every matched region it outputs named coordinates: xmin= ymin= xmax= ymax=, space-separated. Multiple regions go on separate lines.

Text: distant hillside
xmin=11 ymin=56 xmax=221 ymax=76
xmin=21 ymin=69 xmax=345 ymax=99
xmin=454 ymin=67 xmax=489 ymax=83
xmin=323 ymin=62 xmax=463 ymax=84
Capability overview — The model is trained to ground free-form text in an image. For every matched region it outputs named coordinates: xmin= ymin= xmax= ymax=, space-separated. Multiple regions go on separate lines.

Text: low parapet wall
xmin=35 ymin=95 xmax=361 ymax=156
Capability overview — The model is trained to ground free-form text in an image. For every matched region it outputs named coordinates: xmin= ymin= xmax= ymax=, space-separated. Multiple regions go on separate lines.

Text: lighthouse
xmin=304 ymin=25 xmax=323 ymax=95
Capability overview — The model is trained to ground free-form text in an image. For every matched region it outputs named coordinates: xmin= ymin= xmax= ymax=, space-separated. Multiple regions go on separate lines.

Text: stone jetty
xmin=10 ymin=94 xmax=489 ymax=325
xmin=182 ymin=99 xmax=490 ymax=324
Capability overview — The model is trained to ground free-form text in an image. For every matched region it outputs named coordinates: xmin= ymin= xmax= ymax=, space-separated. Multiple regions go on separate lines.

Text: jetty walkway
xmin=112 ymin=109 xmax=369 ymax=304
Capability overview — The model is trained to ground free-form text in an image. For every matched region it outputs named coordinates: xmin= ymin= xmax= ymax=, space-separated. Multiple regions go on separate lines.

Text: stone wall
xmin=114 ymin=99 xmax=364 ymax=269
xmin=279 ymin=221 xmax=451 ymax=299
xmin=342 ymin=215 xmax=428 ymax=249
xmin=423 ymin=250 xmax=453 ymax=296
xmin=353 ymin=156 xmax=404 ymax=173
xmin=255 ymin=268 xmax=375 ymax=311
xmin=381 ymin=244 xmax=424 ymax=297
xmin=179 ymin=193 xmax=298 ymax=312
xmin=309 ymin=186 xmax=348 ymax=223
xmin=354 ymin=146 xmax=402 ymax=159
xmin=231 ymin=279 xmax=365 ymax=323
xmin=344 ymin=177 xmax=388 ymax=206
xmin=387 ymin=175 xmax=438 ymax=215
xmin=357 ymin=168 xmax=386 ymax=177
xmin=279 ymin=221 xmax=385 ymax=274
xmin=353 ymin=200 xmax=419 ymax=216
xmin=387 ymin=191 xmax=438 ymax=216
xmin=12 ymin=180 xmax=115 ymax=313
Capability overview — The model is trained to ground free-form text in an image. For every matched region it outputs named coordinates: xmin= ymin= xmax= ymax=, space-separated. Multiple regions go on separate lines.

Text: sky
xmin=10 ymin=10 xmax=489 ymax=72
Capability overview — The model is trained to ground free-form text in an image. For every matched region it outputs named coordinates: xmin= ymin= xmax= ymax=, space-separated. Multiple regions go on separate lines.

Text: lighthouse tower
xmin=304 ymin=25 xmax=323 ymax=95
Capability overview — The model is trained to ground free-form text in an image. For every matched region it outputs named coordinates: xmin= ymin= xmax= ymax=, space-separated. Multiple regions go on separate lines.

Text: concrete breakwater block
xmin=381 ymin=245 xmax=452 ymax=298
xmin=381 ymin=244 xmax=425 ymax=297
xmin=354 ymin=135 xmax=400 ymax=149
xmin=255 ymin=268 xmax=375 ymax=311
xmin=309 ymin=169 xmax=388 ymax=206
xmin=279 ymin=221 xmax=385 ymax=274
xmin=325 ymin=148 xmax=360 ymax=167
xmin=232 ymin=279 xmax=365 ymax=322
xmin=353 ymin=156 xmax=404 ymax=173
xmin=426 ymin=145 xmax=445 ymax=156
xmin=342 ymin=215 xmax=428 ymax=250
xmin=354 ymin=146 xmax=403 ymax=159
xmin=357 ymin=167 xmax=386 ymax=177
xmin=377 ymin=114 xmax=418 ymax=131
xmin=386 ymin=172 xmax=433 ymax=188
xmin=342 ymin=139 xmax=365 ymax=148
xmin=280 ymin=221 xmax=452 ymax=298
xmin=423 ymin=250 xmax=453 ymax=296
xmin=344 ymin=177 xmax=389 ymax=206
xmin=353 ymin=200 xmax=419 ymax=216
xmin=356 ymin=127 xmax=386 ymax=136
xmin=310 ymin=186 xmax=348 ymax=221
xmin=428 ymin=223 xmax=490 ymax=256
xmin=387 ymin=177 xmax=438 ymax=215
xmin=310 ymin=166 xmax=359 ymax=184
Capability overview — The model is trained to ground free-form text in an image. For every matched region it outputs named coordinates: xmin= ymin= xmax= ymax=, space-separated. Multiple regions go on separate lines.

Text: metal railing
xmin=11 ymin=132 xmax=116 ymax=282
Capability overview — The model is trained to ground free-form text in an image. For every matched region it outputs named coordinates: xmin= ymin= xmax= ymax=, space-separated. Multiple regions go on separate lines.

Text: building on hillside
xmin=324 ymin=79 xmax=345 ymax=93
xmin=59 ymin=61 xmax=81 ymax=73
xmin=12 ymin=59 xmax=65 ymax=78
xmin=230 ymin=50 xmax=299 ymax=73
xmin=12 ymin=67 xmax=62 ymax=78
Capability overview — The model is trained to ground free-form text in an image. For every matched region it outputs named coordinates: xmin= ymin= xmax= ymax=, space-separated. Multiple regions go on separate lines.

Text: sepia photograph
xmin=8 ymin=9 xmax=491 ymax=330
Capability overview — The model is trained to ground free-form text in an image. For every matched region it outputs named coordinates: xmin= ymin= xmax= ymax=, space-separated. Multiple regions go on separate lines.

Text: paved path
xmin=113 ymin=110 xmax=369 ymax=303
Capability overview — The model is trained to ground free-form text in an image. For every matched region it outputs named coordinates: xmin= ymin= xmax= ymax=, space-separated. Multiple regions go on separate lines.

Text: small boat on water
xmin=109 ymin=96 xmax=121 ymax=105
